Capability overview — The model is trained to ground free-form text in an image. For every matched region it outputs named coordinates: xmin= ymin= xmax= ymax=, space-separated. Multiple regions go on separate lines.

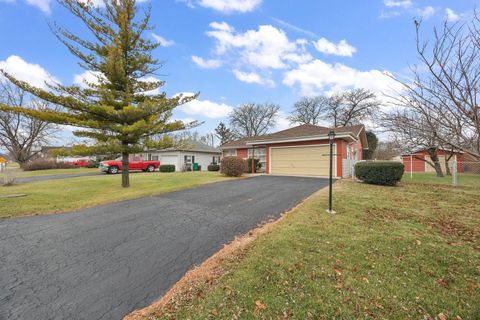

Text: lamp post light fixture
xmin=327 ymin=130 xmax=336 ymax=214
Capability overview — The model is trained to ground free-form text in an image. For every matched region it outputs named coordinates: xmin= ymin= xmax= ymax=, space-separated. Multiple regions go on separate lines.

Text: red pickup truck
xmin=99 ymin=155 xmax=160 ymax=174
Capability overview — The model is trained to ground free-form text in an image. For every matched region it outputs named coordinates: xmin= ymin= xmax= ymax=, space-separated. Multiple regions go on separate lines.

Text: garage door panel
xmin=271 ymin=145 xmax=334 ymax=176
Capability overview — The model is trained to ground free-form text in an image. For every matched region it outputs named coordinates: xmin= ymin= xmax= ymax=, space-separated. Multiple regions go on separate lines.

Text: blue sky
xmin=0 ymin=0 xmax=478 ymax=145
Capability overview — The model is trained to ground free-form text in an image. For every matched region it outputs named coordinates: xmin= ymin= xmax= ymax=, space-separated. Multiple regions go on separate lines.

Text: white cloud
xmin=0 ymin=55 xmax=59 ymax=89
xmin=417 ymin=6 xmax=435 ymax=19
xmin=191 ymin=56 xmax=223 ymax=69
xmin=313 ymin=38 xmax=356 ymax=57
xmin=283 ymin=59 xmax=402 ymax=97
xmin=383 ymin=0 xmax=412 ymax=9
xmin=73 ymin=70 xmax=103 ymax=88
xmin=233 ymin=69 xmax=275 ymax=87
xmin=381 ymin=1 xmax=438 ymax=20
xmin=151 ymin=33 xmax=175 ymax=47
xmin=176 ymin=94 xmax=233 ymax=118
xmin=197 ymin=0 xmax=261 ymax=13
xmin=206 ymin=22 xmax=312 ymax=70
xmin=445 ymin=8 xmax=461 ymax=22
xmin=25 ymin=0 xmax=51 ymax=13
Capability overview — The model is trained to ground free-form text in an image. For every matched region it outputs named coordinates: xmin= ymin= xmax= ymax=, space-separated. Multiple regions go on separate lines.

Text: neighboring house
xmin=220 ymin=124 xmax=368 ymax=178
xmin=143 ymin=140 xmax=221 ymax=172
xmin=401 ymin=148 xmax=464 ymax=173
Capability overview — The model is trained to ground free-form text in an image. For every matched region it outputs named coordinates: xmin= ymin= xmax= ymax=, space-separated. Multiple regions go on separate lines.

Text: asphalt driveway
xmin=0 ymin=176 xmax=329 ymax=320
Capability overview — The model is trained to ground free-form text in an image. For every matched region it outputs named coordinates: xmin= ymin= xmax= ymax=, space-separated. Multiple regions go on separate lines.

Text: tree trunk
xmin=428 ymin=148 xmax=444 ymax=178
xmin=429 ymin=153 xmax=444 ymax=177
xmin=444 ymin=156 xmax=451 ymax=176
xmin=121 ymin=147 xmax=130 ymax=188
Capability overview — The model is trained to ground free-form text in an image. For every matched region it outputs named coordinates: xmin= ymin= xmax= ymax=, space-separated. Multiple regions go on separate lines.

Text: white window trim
xmin=223 ymin=149 xmax=237 ymax=157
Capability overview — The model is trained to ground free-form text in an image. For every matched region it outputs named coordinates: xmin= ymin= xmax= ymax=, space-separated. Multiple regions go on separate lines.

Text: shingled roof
xmin=221 ymin=124 xmax=367 ymax=149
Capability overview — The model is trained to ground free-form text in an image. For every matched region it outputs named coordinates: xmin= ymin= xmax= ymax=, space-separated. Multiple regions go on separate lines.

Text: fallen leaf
xmin=438 ymin=312 xmax=447 ymax=320
xmin=208 ymin=308 xmax=219 ymax=316
xmin=437 ymin=278 xmax=449 ymax=288
xmin=255 ymin=300 xmax=266 ymax=312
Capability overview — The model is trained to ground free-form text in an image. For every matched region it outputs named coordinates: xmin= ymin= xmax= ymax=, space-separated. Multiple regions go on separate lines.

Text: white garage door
xmin=270 ymin=145 xmax=335 ymax=176
xmin=160 ymin=155 xmax=178 ymax=169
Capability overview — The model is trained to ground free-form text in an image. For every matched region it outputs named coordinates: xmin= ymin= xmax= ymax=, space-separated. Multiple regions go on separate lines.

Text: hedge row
xmin=207 ymin=164 xmax=220 ymax=172
xmin=159 ymin=164 xmax=176 ymax=172
xmin=23 ymin=159 xmax=75 ymax=171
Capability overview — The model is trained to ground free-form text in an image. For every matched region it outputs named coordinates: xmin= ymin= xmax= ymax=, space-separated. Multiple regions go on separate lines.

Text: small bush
xmin=355 ymin=161 xmax=404 ymax=186
xmin=23 ymin=159 xmax=75 ymax=171
xmin=160 ymin=164 xmax=176 ymax=172
xmin=208 ymin=164 xmax=220 ymax=172
xmin=220 ymin=156 xmax=245 ymax=177
xmin=245 ymin=158 xmax=261 ymax=173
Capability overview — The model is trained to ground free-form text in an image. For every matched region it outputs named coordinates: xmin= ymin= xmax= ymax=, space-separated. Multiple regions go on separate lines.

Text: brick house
xmin=220 ymin=124 xmax=368 ymax=178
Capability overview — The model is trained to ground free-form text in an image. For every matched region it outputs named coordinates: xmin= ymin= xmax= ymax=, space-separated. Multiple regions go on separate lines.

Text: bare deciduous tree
xmin=288 ymin=96 xmax=329 ymax=125
xmin=325 ymin=93 xmax=344 ymax=127
xmin=229 ymin=103 xmax=279 ymax=137
xmin=382 ymin=108 xmax=445 ymax=176
xmin=336 ymin=89 xmax=379 ymax=127
xmin=375 ymin=141 xmax=402 ymax=160
xmin=0 ymin=80 xmax=57 ymax=168
xmin=200 ymin=133 xmax=217 ymax=147
xmin=391 ymin=16 xmax=480 ymax=160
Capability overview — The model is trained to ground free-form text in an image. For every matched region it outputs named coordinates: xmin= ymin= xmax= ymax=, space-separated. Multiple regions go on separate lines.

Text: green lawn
xmin=0 ymin=172 xmax=229 ymax=218
xmin=146 ymin=179 xmax=480 ymax=319
xmin=402 ymin=172 xmax=480 ymax=187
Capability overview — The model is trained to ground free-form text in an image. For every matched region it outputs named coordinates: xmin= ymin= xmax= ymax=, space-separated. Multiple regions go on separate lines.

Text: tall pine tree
xmin=0 ymin=0 xmax=196 ymax=187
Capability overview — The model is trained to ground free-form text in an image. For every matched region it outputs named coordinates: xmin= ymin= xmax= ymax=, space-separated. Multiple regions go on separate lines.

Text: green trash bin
xmin=192 ymin=163 xmax=199 ymax=171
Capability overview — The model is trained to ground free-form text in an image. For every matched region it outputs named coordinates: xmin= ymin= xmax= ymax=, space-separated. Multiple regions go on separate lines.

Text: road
xmin=16 ymin=172 xmax=103 ymax=184
xmin=0 ymin=176 xmax=329 ymax=320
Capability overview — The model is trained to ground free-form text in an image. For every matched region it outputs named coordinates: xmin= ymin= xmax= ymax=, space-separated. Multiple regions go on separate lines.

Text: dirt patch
xmin=123 ymin=186 xmax=329 ymax=320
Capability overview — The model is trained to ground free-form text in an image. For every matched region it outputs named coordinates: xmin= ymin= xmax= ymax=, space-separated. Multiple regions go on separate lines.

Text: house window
xmin=184 ymin=155 xmax=195 ymax=163
xmin=212 ymin=156 xmax=220 ymax=164
xmin=223 ymin=149 xmax=236 ymax=157
xmin=248 ymin=147 xmax=266 ymax=170
xmin=151 ymin=155 xmax=158 ymax=161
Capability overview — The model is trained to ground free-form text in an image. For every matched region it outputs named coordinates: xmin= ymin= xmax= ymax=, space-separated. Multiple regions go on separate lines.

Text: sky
xmin=0 ymin=0 xmax=478 ymax=146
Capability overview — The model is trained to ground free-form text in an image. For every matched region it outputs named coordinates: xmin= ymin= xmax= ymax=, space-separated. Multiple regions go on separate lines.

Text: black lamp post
xmin=327 ymin=130 xmax=336 ymax=214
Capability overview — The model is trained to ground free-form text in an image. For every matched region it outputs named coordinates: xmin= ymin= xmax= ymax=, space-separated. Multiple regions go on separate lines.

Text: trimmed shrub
xmin=23 ymin=159 xmax=75 ymax=171
xmin=207 ymin=164 xmax=220 ymax=172
xmin=160 ymin=164 xmax=176 ymax=172
xmin=355 ymin=161 xmax=404 ymax=186
xmin=220 ymin=156 xmax=245 ymax=177
xmin=245 ymin=158 xmax=261 ymax=173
